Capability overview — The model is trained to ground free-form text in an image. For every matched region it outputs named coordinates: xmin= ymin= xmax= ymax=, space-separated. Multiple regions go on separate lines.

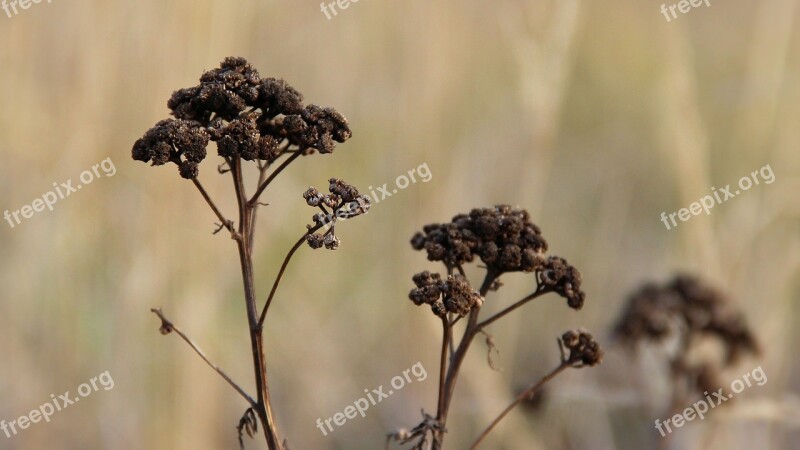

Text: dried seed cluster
xmin=409 ymin=271 xmax=484 ymax=318
xmin=410 ymin=205 xmax=585 ymax=310
xmin=614 ymin=274 xmax=759 ymax=398
xmin=561 ymin=329 xmax=604 ymax=367
xmin=614 ymin=274 xmax=758 ymax=364
xmin=304 ymin=178 xmax=371 ymax=250
xmin=133 ymin=57 xmax=352 ymax=178
xmin=410 ymin=205 xmax=548 ymax=272
xmin=539 ymin=256 xmax=585 ymax=309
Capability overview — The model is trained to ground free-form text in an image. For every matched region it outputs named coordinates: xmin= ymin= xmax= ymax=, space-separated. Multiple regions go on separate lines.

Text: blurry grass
xmin=0 ymin=0 xmax=798 ymax=449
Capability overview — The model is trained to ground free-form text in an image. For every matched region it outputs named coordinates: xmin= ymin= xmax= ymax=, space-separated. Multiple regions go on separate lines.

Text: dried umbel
xmin=133 ymin=56 xmax=351 ymax=179
xmin=393 ymin=205 xmax=600 ymax=450
xmin=614 ymin=274 xmax=758 ymax=365
xmin=409 ymin=205 xmax=586 ymax=313
xmin=409 ymin=271 xmax=484 ymax=318
xmin=561 ymin=329 xmax=604 ymax=367
xmin=614 ymin=274 xmax=759 ymax=404
xmin=539 ymin=256 xmax=585 ymax=309
xmin=303 ymin=178 xmax=371 ymax=249
xmin=410 ymin=205 xmax=548 ymax=273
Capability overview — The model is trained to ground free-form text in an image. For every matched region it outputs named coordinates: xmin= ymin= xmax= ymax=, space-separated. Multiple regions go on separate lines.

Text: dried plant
xmin=615 ymin=274 xmax=759 ymax=401
xmin=388 ymin=205 xmax=603 ymax=450
xmin=613 ymin=274 xmax=759 ymax=448
xmin=133 ymin=57 xmax=369 ymax=450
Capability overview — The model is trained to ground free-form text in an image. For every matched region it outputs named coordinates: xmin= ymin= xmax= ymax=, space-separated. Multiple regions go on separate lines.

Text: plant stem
xmin=150 ymin=308 xmax=256 ymax=406
xmin=258 ymin=224 xmax=323 ymax=328
xmin=231 ymin=157 xmax=283 ymax=450
xmin=432 ymin=270 xmax=499 ymax=449
xmin=248 ymin=151 xmax=302 ymax=207
xmin=469 ymin=362 xmax=571 ymax=449
xmin=475 ymin=286 xmax=553 ymax=332
xmin=191 ymin=177 xmax=237 ymax=239
xmin=247 ymin=160 xmax=270 ymax=252
xmin=437 ymin=317 xmax=451 ymax=419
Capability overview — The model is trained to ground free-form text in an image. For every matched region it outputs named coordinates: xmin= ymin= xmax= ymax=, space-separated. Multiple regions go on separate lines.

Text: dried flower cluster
xmin=409 ymin=205 xmax=586 ymax=312
xmin=304 ymin=178 xmax=371 ymax=249
xmin=133 ymin=56 xmax=351 ymax=179
xmin=614 ymin=274 xmax=759 ymax=399
xmin=561 ymin=329 xmax=604 ymax=367
xmin=410 ymin=205 xmax=547 ymax=272
xmin=614 ymin=274 xmax=758 ymax=364
xmin=409 ymin=271 xmax=484 ymax=318
xmin=394 ymin=205 xmax=600 ymax=450
xmin=538 ymin=256 xmax=586 ymax=309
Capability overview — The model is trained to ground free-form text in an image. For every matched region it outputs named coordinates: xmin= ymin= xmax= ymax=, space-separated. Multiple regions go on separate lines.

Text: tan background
xmin=1 ymin=0 xmax=798 ymax=449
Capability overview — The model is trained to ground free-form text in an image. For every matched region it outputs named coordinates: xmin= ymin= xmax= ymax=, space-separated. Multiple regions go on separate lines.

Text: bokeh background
xmin=1 ymin=0 xmax=799 ymax=449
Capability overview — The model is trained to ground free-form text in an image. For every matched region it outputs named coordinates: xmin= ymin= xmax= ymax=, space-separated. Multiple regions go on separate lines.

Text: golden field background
xmin=1 ymin=0 xmax=799 ymax=449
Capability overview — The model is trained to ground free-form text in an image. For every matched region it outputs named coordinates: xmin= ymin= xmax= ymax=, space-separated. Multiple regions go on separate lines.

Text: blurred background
xmin=1 ymin=0 xmax=798 ymax=448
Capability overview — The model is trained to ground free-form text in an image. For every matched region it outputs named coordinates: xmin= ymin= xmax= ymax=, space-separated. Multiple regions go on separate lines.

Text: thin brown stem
xmin=231 ymin=157 xmax=249 ymax=236
xmin=150 ymin=308 xmax=256 ymax=406
xmin=191 ymin=177 xmax=238 ymax=240
xmin=475 ymin=286 xmax=554 ymax=332
xmin=437 ymin=318 xmax=451 ymax=419
xmin=447 ymin=320 xmax=455 ymax=359
xmin=433 ymin=270 xmax=499 ymax=449
xmin=469 ymin=362 xmax=571 ymax=449
xmin=248 ymin=160 xmax=271 ymax=252
xmin=230 ymin=158 xmax=283 ymax=450
xmin=249 ymin=151 xmax=302 ymax=206
xmin=257 ymin=224 xmax=322 ymax=328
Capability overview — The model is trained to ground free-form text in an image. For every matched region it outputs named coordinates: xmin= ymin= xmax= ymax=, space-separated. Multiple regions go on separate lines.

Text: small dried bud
xmin=306 ymin=234 xmax=324 ymax=249
xmin=312 ymin=213 xmax=330 ymax=226
xmin=323 ymin=234 xmax=340 ymax=250
xmin=322 ymin=194 xmax=339 ymax=208
xmin=303 ymin=187 xmax=322 ymax=206
xmin=561 ymin=329 xmax=603 ymax=367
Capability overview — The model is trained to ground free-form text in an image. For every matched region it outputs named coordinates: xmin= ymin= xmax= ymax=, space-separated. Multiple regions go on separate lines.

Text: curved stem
xmin=257 ymin=224 xmax=322 ymax=328
xmin=475 ymin=286 xmax=554 ymax=332
xmin=150 ymin=308 xmax=256 ymax=407
xmin=470 ymin=362 xmax=571 ymax=449
xmin=191 ymin=177 xmax=238 ymax=240
xmin=249 ymin=151 xmax=302 ymax=206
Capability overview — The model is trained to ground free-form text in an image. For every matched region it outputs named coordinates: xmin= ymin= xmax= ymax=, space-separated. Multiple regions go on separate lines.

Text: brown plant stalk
xmin=133 ymin=57 xmax=369 ymax=450
xmin=390 ymin=206 xmax=603 ymax=450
